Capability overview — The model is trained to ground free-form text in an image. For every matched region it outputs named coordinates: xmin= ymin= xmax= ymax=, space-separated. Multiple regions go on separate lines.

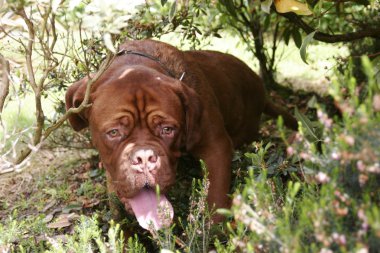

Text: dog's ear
xmin=65 ymin=77 xmax=91 ymax=131
xmin=178 ymin=85 xmax=203 ymax=151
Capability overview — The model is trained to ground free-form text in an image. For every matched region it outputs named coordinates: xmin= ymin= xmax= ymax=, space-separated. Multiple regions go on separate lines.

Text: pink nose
xmin=130 ymin=149 xmax=160 ymax=172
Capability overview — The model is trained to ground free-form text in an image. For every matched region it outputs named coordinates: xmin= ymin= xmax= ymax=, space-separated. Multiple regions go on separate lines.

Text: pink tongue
xmin=128 ymin=188 xmax=174 ymax=230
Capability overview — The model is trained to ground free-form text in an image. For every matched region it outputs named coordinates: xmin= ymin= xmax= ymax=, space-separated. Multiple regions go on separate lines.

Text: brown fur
xmin=66 ymin=39 xmax=297 ymax=222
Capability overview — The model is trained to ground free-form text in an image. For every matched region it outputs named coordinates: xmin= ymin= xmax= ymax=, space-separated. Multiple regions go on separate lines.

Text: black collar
xmin=116 ymin=49 xmax=184 ymax=79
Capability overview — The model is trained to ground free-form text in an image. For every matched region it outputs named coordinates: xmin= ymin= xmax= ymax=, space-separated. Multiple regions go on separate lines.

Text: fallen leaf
xmin=62 ymin=202 xmax=82 ymax=214
xmin=43 ymin=207 xmax=62 ymax=223
xmin=76 ymin=172 xmax=89 ymax=180
xmin=43 ymin=213 xmax=54 ymax=223
xmin=82 ymin=198 xmax=100 ymax=208
xmin=47 ymin=213 xmax=80 ymax=229
xmin=42 ymin=199 xmax=57 ymax=212
xmin=47 ymin=216 xmax=71 ymax=229
xmin=83 ymin=162 xmax=91 ymax=170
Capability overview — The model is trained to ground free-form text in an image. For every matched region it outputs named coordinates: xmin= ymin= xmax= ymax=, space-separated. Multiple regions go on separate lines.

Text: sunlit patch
xmin=120 ymin=143 xmax=136 ymax=168
xmin=123 ymin=142 xmax=136 ymax=155
xmin=274 ymin=0 xmax=312 ymax=15
xmin=118 ymin=68 xmax=135 ymax=79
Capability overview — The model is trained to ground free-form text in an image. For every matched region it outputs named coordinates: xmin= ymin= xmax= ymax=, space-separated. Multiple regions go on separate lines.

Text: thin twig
xmin=0 ymin=55 xmax=10 ymax=114
xmin=270 ymin=21 xmax=279 ymax=72
xmin=16 ymin=8 xmax=37 ymax=91
xmin=42 ymin=53 xmax=115 ymax=141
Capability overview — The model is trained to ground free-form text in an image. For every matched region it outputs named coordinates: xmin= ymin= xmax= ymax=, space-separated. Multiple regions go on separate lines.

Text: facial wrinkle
xmin=135 ymin=89 xmax=147 ymax=126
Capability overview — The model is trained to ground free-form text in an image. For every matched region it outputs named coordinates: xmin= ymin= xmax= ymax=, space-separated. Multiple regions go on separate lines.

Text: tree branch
xmin=16 ymin=8 xmax=38 ymax=91
xmin=0 ymin=55 xmax=10 ymax=114
xmin=279 ymin=12 xmax=380 ymax=43
xmin=42 ymin=53 xmax=115 ymax=141
xmin=270 ymin=21 xmax=280 ymax=72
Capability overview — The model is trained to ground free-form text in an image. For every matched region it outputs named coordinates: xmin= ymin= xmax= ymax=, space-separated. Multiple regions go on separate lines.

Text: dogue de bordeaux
xmin=65 ymin=39 xmax=297 ymax=230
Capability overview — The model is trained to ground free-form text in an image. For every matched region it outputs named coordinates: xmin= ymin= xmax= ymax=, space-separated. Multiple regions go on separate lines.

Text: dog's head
xmin=66 ymin=65 xmax=202 ymax=229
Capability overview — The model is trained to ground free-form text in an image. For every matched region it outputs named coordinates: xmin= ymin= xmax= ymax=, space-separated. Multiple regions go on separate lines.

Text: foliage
xmin=0 ymin=0 xmax=210 ymax=170
xmin=45 ymin=216 xmax=134 ymax=253
xmin=213 ymin=0 xmax=380 ymax=89
xmin=215 ymin=57 xmax=380 ymax=252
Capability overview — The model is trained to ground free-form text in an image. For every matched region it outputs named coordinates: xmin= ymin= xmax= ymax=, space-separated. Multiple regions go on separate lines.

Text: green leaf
xmin=264 ymin=142 xmax=273 ymax=152
xmin=217 ymin=208 xmax=232 ymax=217
xmin=361 ymin=56 xmax=377 ymax=91
xmin=283 ymin=28 xmax=292 ymax=45
xmin=306 ymin=0 xmax=319 ymax=8
xmin=169 ymin=1 xmax=177 ymax=22
xmin=306 ymin=95 xmax=318 ymax=109
xmin=263 ymin=14 xmax=271 ymax=30
xmin=62 ymin=203 xmax=82 ymax=214
xmin=302 ymin=166 xmax=315 ymax=174
xmin=161 ymin=0 xmax=168 ymax=6
xmin=89 ymin=168 xmax=102 ymax=178
xmin=220 ymin=0 xmax=237 ymax=18
xmin=194 ymin=26 xmax=202 ymax=35
xmin=294 ymin=107 xmax=320 ymax=142
xmin=300 ymin=31 xmax=316 ymax=64
xmin=213 ymin=32 xmax=222 ymax=38
xmin=288 ymin=181 xmax=301 ymax=199
xmin=292 ymin=29 xmax=302 ymax=48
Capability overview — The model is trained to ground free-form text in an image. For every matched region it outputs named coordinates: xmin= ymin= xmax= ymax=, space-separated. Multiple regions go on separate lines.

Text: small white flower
xmin=319 ymin=248 xmax=333 ymax=253
xmin=356 ymin=248 xmax=369 ymax=253
xmin=331 ymin=151 xmax=340 ymax=160
xmin=286 ymin=146 xmax=294 ymax=156
xmin=357 ymin=160 xmax=366 ymax=172
xmin=367 ymin=163 xmax=380 ymax=174
xmin=315 ymin=172 xmax=330 ymax=184
xmin=160 ymin=249 xmax=174 ymax=253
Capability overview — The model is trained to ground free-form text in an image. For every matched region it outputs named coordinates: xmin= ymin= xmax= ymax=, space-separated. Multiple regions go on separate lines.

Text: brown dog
xmin=66 ymin=39 xmax=297 ymax=230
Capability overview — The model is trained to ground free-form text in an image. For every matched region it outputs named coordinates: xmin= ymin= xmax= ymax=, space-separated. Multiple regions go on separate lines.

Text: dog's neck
xmin=116 ymin=49 xmax=186 ymax=81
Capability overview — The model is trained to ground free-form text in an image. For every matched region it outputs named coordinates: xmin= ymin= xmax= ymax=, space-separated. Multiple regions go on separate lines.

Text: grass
xmin=0 ymin=150 xmax=107 ymax=250
xmin=0 ymin=96 xmax=35 ymax=144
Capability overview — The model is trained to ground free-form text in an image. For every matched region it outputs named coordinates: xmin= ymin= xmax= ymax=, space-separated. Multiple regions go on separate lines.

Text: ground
xmin=0 ymin=131 xmax=208 ymax=251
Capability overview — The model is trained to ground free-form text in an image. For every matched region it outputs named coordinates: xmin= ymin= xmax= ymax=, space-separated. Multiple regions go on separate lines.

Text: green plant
xmin=44 ymin=216 xmax=148 ymax=253
xmin=147 ymin=161 xmax=215 ymax=252
xmin=216 ymin=56 xmax=380 ymax=252
xmin=0 ymin=211 xmax=51 ymax=252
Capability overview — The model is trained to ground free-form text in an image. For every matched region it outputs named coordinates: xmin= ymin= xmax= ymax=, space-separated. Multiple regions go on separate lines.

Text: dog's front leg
xmin=195 ymin=135 xmax=233 ymax=223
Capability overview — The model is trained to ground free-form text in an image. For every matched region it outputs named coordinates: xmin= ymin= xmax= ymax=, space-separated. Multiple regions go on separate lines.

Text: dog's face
xmin=89 ymin=69 xmax=185 ymax=198
xmin=66 ymin=66 xmax=202 ymax=228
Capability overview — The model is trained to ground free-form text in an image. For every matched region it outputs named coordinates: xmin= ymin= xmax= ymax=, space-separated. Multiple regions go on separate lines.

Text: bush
xmin=216 ymin=57 xmax=380 ymax=252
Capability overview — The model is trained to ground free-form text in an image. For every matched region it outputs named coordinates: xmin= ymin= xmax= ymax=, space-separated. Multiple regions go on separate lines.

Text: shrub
xmin=216 ymin=56 xmax=380 ymax=252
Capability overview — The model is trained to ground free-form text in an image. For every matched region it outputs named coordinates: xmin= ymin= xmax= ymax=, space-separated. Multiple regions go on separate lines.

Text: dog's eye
xmin=107 ymin=129 xmax=121 ymax=138
xmin=161 ymin=126 xmax=174 ymax=137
